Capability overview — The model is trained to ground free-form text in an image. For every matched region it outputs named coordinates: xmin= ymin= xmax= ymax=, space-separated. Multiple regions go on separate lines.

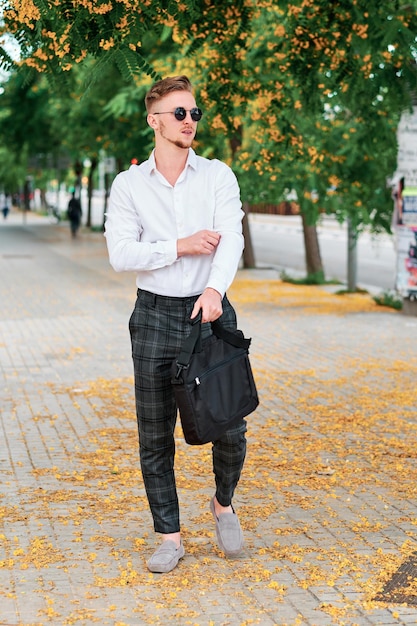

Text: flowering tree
xmin=230 ymin=1 xmax=417 ymax=277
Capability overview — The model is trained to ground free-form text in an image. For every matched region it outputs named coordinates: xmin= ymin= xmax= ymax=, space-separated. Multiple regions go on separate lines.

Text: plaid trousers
xmin=129 ymin=289 xmax=247 ymax=534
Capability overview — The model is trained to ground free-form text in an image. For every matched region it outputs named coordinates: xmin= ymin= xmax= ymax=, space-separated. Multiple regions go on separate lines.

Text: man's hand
xmin=191 ymin=288 xmax=222 ymax=323
xmin=177 ymin=230 xmax=220 ymax=257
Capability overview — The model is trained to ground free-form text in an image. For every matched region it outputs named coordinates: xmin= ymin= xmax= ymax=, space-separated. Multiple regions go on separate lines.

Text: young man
xmin=105 ymin=75 xmax=247 ymax=573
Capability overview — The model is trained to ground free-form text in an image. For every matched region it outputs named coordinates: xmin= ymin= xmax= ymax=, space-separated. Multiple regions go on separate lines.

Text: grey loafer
xmin=147 ymin=540 xmax=185 ymax=573
xmin=210 ymin=497 xmax=244 ymax=557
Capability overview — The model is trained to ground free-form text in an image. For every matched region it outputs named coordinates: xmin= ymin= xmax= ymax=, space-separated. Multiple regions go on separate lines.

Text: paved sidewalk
xmin=1 ymin=213 xmax=417 ymax=626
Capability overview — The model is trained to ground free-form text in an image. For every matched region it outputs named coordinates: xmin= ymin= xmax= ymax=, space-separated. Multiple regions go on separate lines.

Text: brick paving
xmin=1 ymin=210 xmax=417 ymax=626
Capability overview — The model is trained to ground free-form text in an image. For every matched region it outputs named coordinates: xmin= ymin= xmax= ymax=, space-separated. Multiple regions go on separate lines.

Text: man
xmin=105 ymin=75 xmax=247 ymax=573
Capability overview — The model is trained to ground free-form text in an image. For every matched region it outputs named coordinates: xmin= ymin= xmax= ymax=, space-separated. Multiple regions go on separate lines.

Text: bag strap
xmin=174 ymin=311 xmax=251 ymax=380
xmin=174 ymin=313 xmax=203 ymax=379
xmin=211 ymin=320 xmax=251 ymax=351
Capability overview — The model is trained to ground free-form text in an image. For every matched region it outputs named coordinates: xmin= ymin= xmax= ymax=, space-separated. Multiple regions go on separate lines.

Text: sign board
xmin=394 ymin=107 xmax=417 ymax=185
xmin=393 ymin=107 xmax=417 ymax=300
xmin=402 ymin=188 xmax=417 ymax=226
xmin=395 ymin=225 xmax=417 ymax=299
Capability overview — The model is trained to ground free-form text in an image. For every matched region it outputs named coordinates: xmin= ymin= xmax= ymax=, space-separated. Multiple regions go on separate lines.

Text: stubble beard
xmin=160 ymin=122 xmax=194 ymax=149
xmin=173 ymin=138 xmax=192 ymax=149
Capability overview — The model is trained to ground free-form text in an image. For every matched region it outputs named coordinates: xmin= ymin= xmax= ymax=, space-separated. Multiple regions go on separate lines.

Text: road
xmin=248 ymin=213 xmax=397 ymax=293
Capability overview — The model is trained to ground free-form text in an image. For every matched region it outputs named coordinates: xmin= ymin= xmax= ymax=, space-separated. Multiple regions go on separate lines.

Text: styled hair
xmin=145 ymin=75 xmax=193 ymax=112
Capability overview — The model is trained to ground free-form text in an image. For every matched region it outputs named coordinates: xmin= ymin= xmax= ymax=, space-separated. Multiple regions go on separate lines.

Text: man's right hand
xmin=177 ymin=230 xmax=220 ymax=257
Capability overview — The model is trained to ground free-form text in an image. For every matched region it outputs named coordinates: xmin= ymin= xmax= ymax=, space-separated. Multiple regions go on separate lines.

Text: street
xmin=248 ymin=213 xmax=397 ymax=292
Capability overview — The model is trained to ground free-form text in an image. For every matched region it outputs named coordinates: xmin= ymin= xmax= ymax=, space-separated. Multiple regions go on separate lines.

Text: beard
xmin=159 ymin=121 xmax=194 ymax=149
xmin=172 ymin=138 xmax=192 ymax=149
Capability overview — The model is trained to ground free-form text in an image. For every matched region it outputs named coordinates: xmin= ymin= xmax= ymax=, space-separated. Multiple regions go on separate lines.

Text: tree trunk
xmin=86 ymin=157 xmax=98 ymax=228
xmin=40 ymin=188 xmax=48 ymax=210
xmin=347 ymin=218 xmax=358 ymax=291
xmin=242 ymin=202 xmax=256 ymax=268
xmin=228 ymin=130 xmax=256 ymax=269
xmin=102 ymin=172 xmax=110 ymax=230
xmin=301 ymin=212 xmax=325 ymax=281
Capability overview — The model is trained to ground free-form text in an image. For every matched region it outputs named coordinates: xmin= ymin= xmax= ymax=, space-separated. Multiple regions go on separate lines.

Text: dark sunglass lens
xmin=191 ymin=108 xmax=203 ymax=121
xmin=174 ymin=107 xmax=186 ymax=121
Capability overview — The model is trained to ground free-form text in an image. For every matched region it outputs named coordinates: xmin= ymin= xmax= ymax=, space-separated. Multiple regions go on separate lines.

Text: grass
xmin=280 ymin=269 xmax=341 ymax=286
xmin=281 ymin=271 xmax=403 ymax=311
xmin=335 ymin=287 xmax=369 ymax=295
xmin=373 ymin=290 xmax=403 ymax=310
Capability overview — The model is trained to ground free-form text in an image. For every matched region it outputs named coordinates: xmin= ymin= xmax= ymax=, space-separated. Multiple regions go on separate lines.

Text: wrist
xmin=204 ymin=287 xmax=222 ymax=299
xmin=177 ymin=239 xmax=184 ymax=258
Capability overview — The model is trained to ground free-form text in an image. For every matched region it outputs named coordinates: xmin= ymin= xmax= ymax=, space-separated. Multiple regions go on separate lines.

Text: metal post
xmin=347 ymin=218 xmax=357 ymax=292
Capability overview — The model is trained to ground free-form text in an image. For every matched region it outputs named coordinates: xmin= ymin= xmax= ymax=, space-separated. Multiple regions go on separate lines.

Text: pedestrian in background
xmin=67 ymin=192 xmax=82 ymax=237
xmin=104 ymin=75 xmax=247 ymax=573
xmin=1 ymin=193 xmax=10 ymax=219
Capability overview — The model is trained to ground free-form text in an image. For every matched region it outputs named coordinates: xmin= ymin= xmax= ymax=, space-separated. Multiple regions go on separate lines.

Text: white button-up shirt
xmin=104 ymin=148 xmax=244 ymax=297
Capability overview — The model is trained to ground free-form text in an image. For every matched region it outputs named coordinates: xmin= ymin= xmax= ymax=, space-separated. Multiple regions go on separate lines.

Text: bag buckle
xmin=174 ymin=361 xmax=188 ymax=380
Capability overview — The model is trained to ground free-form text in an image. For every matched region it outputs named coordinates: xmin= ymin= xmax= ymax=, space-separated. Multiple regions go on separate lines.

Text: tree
xmin=232 ymin=0 xmax=417 ymax=282
xmin=0 ymin=69 xmax=67 ymax=205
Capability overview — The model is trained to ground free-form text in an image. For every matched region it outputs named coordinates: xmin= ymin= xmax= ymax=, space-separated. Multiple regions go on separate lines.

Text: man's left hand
xmin=191 ymin=288 xmax=222 ymax=323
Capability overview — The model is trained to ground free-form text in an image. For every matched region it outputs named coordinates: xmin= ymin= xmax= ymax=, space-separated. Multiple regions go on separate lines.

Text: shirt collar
xmin=187 ymin=148 xmax=197 ymax=170
xmin=147 ymin=148 xmax=197 ymax=175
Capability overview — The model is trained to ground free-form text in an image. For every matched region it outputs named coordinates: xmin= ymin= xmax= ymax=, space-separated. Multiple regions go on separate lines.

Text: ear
xmin=147 ymin=113 xmax=158 ymax=130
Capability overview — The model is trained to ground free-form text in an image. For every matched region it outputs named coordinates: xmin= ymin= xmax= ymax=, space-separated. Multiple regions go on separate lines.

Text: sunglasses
xmin=153 ymin=107 xmax=203 ymax=122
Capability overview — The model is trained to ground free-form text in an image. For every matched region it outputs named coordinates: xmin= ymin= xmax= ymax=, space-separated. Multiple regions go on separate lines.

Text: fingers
xmin=200 ymin=230 xmax=220 ymax=254
xmin=191 ymin=289 xmax=222 ymax=323
xmin=177 ymin=230 xmax=221 ymax=257
xmin=205 ymin=231 xmax=221 ymax=245
xmin=190 ymin=302 xmax=201 ymax=320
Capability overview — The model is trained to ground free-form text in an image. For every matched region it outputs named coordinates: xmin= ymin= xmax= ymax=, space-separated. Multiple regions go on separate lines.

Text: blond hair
xmin=145 ymin=75 xmax=193 ymax=112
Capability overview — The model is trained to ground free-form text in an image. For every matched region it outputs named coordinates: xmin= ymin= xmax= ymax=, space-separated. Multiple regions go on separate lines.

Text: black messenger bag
xmin=171 ymin=313 xmax=259 ymax=445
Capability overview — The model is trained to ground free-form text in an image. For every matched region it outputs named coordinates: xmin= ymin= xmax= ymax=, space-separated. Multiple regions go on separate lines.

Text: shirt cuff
xmin=206 ymin=279 xmax=226 ymax=299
